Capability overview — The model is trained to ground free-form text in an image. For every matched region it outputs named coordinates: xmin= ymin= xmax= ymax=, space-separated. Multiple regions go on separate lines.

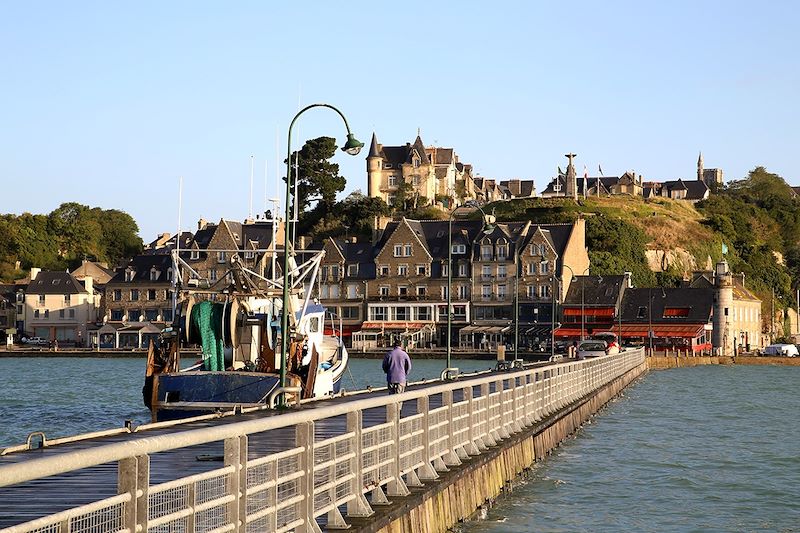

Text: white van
xmin=762 ymin=344 xmax=798 ymax=357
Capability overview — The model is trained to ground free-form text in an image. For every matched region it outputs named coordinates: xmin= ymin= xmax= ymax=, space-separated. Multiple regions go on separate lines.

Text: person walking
xmin=383 ymin=342 xmax=412 ymax=395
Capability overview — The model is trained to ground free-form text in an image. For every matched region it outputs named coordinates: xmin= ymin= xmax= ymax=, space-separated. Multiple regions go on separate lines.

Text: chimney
xmin=84 ymin=275 xmax=93 ymax=295
xmin=198 ymin=218 xmax=207 ymax=231
xmin=30 ymin=267 xmax=41 ymax=282
xmin=623 ymin=271 xmax=633 ymax=288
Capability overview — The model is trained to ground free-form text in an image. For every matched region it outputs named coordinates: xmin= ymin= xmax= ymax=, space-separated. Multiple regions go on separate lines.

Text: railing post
xmin=295 ymin=421 xmax=322 ymax=533
xmin=386 ymin=402 xmax=410 ymax=497
xmin=416 ymin=396 xmax=438 ymax=480
xmin=118 ymin=454 xmax=149 ymax=533
xmin=224 ymin=435 xmax=246 ymax=532
xmin=464 ymin=385 xmax=480 ymax=456
xmin=482 ymin=382 xmax=497 ymax=447
xmin=346 ymin=410 xmax=373 ymax=518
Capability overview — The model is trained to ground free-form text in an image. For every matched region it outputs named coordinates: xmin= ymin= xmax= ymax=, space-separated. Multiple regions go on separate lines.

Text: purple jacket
xmin=383 ymin=347 xmax=411 ymax=384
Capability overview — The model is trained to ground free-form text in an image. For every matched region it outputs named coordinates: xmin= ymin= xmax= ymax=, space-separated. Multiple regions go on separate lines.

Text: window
xmin=416 ymin=264 xmax=426 ymax=276
xmin=190 ymin=250 xmax=200 ymax=260
xmin=395 ymin=307 xmax=410 ymax=320
xmin=458 ymin=285 xmax=468 ymax=299
xmin=347 ymin=285 xmax=358 ymax=299
xmin=379 ymin=286 xmax=390 ymax=297
xmin=308 ymin=317 xmax=319 ymax=333
xmin=498 ymin=265 xmax=507 ymax=279
xmin=113 ymin=290 xmax=122 ymax=301
xmin=210 ymin=269 xmax=218 ymax=281
xmin=453 ymin=305 xmax=467 ymax=321
xmin=387 ymin=194 xmax=396 ymax=206
xmin=529 ymin=243 xmax=540 ymax=256
xmin=441 ymin=263 xmax=449 ymax=277
xmin=526 ymin=263 xmax=536 ymax=276
xmin=385 ymin=163 xmax=393 ymax=169
xmin=347 ymin=264 xmax=358 ymax=277
xmin=68 ymin=309 xmax=75 ymax=318
xmin=379 ymin=265 xmax=389 ymax=277
xmin=497 ymin=244 xmax=508 ymax=260
xmin=451 ymin=244 xmax=466 ymax=254
xmin=481 ymin=285 xmax=491 ymax=298
xmin=539 ymin=285 xmax=551 ymax=298
xmin=38 ymin=295 xmax=45 ymax=306
xmin=398 ymin=286 xmax=408 ymax=297
xmin=441 ymin=286 xmax=449 ymax=299
xmin=341 ymin=307 xmax=360 ymax=320
xmin=329 ymin=285 xmax=340 ymax=298
xmin=162 ymin=308 xmax=174 ymax=322
xmin=417 ymin=307 xmax=431 ymax=320
xmin=320 ymin=285 xmax=329 ymax=299
xmin=540 ymin=262 xmax=549 ymax=274
xmin=145 ymin=309 xmax=159 ymax=321
xmin=245 ymin=251 xmax=254 ymax=259
xmin=321 ymin=266 xmax=329 ymax=280
xmin=16 ymin=305 xmax=22 ymax=314
xmin=217 ymin=251 xmax=226 ymax=263
xmin=111 ymin=309 xmax=124 ymax=321
xmin=148 ymin=289 xmax=157 ymax=301
xmin=404 ymin=244 xmax=412 ymax=256
xmin=130 ymin=289 xmax=139 ymax=301
xmin=416 ymin=286 xmax=427 ymax=296
xmin=43 ymin=309 xmax=49 ymax=319
xmin=129 ymin=309 xmax=141 ymax=321
xmin=398 ymin=264 xmax=408 ymax=276
xmin=482 ymin=265 xmax=492 ymax=279
xmin=480 ymin=244 xmax=492 ymax=261
xmin=388 ymin=174 xmax=398 ymax=187
xmin=64 ymin=294 xmax=71 ymax=305
xmin=393 ymin=244 xmax=402 ymax=257
xmin=125 ymin=269 xmax=136 ymax=282
xmin=59 ymin=309 xmax=65 ymax=318
xmin=331 ymin=266 xmax=340 ymax=281
xmin=150 ymin=269 xmax=159 ymax=281
xmin=527 ymin=285 xmax=536 ymax=298
xmin=373 ymin=306 xmax=388 ymax=321
xmin=34 ymin=309 xmax=40 ymax=319
xmin=458 ymin=264 xmax=467 ymax=277
xmin=497 ymin=285 xmax=507 ymax=299
xmin=637 ymin=306 xmax=647 ymax=319
xmin=413 ymin=157 xmax=420 ymax=168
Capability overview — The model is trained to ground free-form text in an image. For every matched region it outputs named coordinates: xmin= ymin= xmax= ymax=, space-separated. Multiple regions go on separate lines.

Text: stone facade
xmin=23 ymin=268 xmax=98 ymax=344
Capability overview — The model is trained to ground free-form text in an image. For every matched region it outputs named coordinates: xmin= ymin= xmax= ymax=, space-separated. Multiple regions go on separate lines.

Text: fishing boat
xmin=143 ymin=243 xmax=349 ymax=422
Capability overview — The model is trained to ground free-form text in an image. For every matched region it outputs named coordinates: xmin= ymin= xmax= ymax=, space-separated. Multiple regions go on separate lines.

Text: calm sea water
xmin=459 ymin=365 xmax=800 ymax=533
xmin=0 ymin=356 xmax=492 ymax=447
xmin=2 ymin=360 xmax=798 ymax=532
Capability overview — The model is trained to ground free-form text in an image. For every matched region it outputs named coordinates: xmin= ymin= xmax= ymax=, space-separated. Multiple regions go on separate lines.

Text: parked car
xmin=577 ymin=340 xmax=607 ymax=359
xmin=592 ymin=332 xmax=621 ymax=354
xmin=21 ymin=336 xmax=49 ymax=346
xmin=762 ymin=344 xmax=798 ymax=357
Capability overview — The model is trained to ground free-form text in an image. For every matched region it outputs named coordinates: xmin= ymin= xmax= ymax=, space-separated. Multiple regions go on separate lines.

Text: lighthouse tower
xmin=713 ymin=260 xmax=733 ymax=356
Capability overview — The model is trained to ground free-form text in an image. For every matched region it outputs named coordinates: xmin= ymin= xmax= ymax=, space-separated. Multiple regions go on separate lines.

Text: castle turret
xmin=366 ymin=132 xmax=382 ymax=198
xmin=713 ymin=259 xmax=733 ymax=356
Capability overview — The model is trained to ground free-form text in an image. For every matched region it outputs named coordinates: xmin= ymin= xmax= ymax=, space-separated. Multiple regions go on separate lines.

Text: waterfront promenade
xmin=0 ymin=349 xmax=645 ymax=533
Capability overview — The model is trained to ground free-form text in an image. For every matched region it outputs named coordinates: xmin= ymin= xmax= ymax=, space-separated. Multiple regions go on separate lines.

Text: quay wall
xmin=354 ymin=360 xmax=648 ymax=533
xmin=646 ymin=355 xmax=800 ymax=369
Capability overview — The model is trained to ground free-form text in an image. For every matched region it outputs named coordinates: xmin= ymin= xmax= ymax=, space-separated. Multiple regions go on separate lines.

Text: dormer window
xmin=190 ymin=250 xmax=200 ymax=260
xmin=451 ymin=244 xmax=466 ymax=254
xmin=150 ymin=268 xmax=160 ymax=281
xmin=125 ymin=269 xmax=136 ymax=282
xmin=347 ymin=264 xmax=358 ymax=277
xmin=52 ymin=279 xmax=61 ymax=286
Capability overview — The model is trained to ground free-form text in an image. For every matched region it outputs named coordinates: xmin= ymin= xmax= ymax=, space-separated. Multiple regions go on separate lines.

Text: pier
xmin=0 ymin=349 xmax=646 ymax=533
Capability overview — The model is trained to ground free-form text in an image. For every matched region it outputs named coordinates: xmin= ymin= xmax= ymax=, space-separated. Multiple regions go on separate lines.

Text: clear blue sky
xmin=1 ymin=1 xmax=798 ymax=242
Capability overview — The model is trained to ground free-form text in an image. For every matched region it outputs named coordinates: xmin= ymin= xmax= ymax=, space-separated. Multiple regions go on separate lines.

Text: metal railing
xmin=0 ymin=349 xmax=644 ymax=533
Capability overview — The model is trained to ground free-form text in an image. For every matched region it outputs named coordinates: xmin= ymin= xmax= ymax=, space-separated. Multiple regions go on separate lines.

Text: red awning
xmin=663 ymin=307 xmax=690 ymax=317
xmin=562 ymin=307 xmax=615 ymax=317
xmin=554 ymin=324 xmax=706 ymax=339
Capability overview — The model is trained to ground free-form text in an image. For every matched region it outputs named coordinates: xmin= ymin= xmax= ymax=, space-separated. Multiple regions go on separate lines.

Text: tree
xmin=284 ymin=136 xmax=347 ymax=215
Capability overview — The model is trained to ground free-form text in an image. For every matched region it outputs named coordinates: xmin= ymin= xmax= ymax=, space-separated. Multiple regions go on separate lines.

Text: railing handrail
xmin=0 ymin=349 xmax=644 ymax=490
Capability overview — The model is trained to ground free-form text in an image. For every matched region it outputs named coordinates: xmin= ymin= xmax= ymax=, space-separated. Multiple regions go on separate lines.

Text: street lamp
xmin=446 ymin=203 xmax=494 ymax=378
xmin=280 ymin=104 xmax=363 ymax=398
xmin=561 ymin=265 xmax=591 ymax=341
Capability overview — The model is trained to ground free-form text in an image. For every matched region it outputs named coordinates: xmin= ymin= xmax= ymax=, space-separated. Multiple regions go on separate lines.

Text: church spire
xmin=368 ymin=132 xmax=380 ymax=158
xmin=697 ymin=151 xmax=704 ymax=182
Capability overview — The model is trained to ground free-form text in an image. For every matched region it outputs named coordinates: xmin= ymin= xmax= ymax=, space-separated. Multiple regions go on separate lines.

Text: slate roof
xmin=26 ymin=271 xmax=87 ymax=295
xmin=242 ymin=222 xmax=276 ymax=250
xmin=191 ymin=225 xmax=216 ymax=249
xmin=331 ymin=239 xmax=376 ymax=279
xmin=109 ymin=254 xmax=174 ymax=284
xmin=563 ymin=275 xmax=625 ymax=306
xmin=620 ymin=287 xmax=714 ymax=323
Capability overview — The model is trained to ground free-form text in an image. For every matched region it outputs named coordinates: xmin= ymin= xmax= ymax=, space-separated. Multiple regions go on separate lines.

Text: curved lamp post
xmin=561 ymin=265 xmax=591 ymax=342
xmin=280 ymin=104 xmax=363 ymax=398
xmin=446 ymin=202 xmax=494 ymax=379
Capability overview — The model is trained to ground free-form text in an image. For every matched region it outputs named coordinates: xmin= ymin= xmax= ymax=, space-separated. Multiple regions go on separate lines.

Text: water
xmin=459 ymin=365 xmax=800 ymax=533
xmin=3 ymin=360 xmax=798 ymax=531
xmin=0 ymin=356 xmax=492 ymax=447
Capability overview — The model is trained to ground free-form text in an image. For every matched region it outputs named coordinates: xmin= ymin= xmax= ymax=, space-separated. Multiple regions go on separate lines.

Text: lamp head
xmin=341 ymin=133 xmax=364 ymax=156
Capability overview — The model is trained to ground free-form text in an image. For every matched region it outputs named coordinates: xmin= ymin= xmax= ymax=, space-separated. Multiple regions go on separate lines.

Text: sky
xmin=1 ymin=1 xmax=798 ymax=242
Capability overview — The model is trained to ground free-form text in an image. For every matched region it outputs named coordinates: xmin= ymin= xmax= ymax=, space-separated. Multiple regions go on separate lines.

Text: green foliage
xmin=285 ymin=136 xmax=347 ymax=214
xmin=0 ymin=203 xmax=142 ymax=281
xmin=585 ymin=215 xmax=655 ymax=286
xmin=300 ymin=191 xmax=391 ymax=242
